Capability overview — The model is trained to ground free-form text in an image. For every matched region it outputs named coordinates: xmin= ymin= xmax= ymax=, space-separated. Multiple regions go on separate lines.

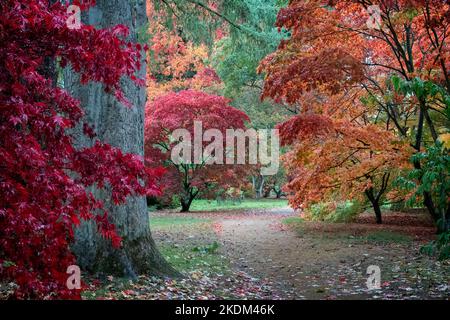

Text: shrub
xmin=329 ymin=201 xmax=365 ymax=223
xmin=304 ymin=203 xmax=332 ymax=221
xmin=305 ymin=201 xmax=365 ymax=222
xmin=421 ymin=230 xmax=450 ymax=260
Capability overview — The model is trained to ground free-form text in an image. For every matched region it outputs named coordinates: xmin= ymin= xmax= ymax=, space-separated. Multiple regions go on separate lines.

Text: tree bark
xmin=259 ymin=176 xmax=265 ymax=198
xmin=444 ymin=205 xmax=450 ymax=233
xmin=373 ymin=201 xmax=383 ymax=225
xmin=253 ymin=175 xmax=265 ymax=198
xmin=365 ymin=188 xmax=382 ymax=224
xmin=273 ymin=187 xmax=283 ymax=199
xmin=64 ymin=0 xmax=177 ymax=277
xmin=180 ymin=188 xmax=197 ymax=212
xmin=414 ymin=103 xmax=440 ymax=224
xmin=180 ymin=198 xmax=193 ymax=212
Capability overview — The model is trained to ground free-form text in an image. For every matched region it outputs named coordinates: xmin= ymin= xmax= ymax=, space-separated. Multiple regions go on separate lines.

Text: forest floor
xmin=85 ymin=204 xmax=450 ymax=300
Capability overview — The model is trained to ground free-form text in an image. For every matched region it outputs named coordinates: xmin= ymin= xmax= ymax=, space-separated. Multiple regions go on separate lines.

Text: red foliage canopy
xmin=0 ymin=0 xmax=160 ymax=298
xmin=145 ymin=90 xmax=251 ymax=208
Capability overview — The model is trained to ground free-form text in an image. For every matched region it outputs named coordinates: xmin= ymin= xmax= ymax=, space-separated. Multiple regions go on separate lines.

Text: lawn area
xmin=150 ymin=214 xmax=229 ymax=274
xmin=81 ymin=210 xmax=278 ymax=300
xmin=282 ymin=216 xmax=415 ymax=244
xmin=185 ymin=198 xmax=288 ymax=212
xmin=158 ymin=242 xmax=228 ymax=274
xmin=150 ymin=216 xmax=211 ymax=229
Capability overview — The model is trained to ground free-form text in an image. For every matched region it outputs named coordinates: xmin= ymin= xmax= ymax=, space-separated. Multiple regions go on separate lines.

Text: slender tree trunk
xmin=274 ymin=188 xmax=282 ymax=199
xmin=373 ymin=201 xmax=383 ymax=225
xmin=444 ymin=205 xmax=450 ymax=233
xmin=414 ymin=103 xmax=440 ymax=224
xmin=64 ymin=0 xmax=177 ymax=277
xmin=255 ymin=175 xmax=265 ymax=198
xmin=180 ymin=199 xmax=192 ymax=212
xmin=251 ymin=175 xmax=256 ymax=197
xmin=251 ymin=175 xmax=260 ymax=199
xmin=365 ymin=189 xmax=382 ymax=224
xmin=412 ymin=155 xmax=439 ymax=224
xmin=180 ymin=190 xmax=196 ymax=212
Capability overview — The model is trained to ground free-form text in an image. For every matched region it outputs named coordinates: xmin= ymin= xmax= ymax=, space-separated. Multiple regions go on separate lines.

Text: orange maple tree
xmin=259 ymin=0 xmax=449 ymax=223
xmin=146 ymin=0 xmax=222 ymax=101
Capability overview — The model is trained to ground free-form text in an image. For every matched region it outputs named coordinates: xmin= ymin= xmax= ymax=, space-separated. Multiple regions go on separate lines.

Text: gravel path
xmin=151 ymin=208 xmax=449 ymax=300
xmin=217 ymin=208 xmax=449 ymax=299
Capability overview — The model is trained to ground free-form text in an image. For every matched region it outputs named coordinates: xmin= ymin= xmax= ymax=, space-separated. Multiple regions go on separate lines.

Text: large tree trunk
xmin=64 ymin=0 xmax=176 ymax=277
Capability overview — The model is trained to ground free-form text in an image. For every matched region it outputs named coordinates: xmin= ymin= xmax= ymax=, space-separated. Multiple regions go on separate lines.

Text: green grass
xmin=159 ymin=243 xmax=229 ymax=273
xmin=187 ymin=198 xmax=288 ymax=212
xmin=282 ymin=217 xmax=412 ymax=244
xmin=361 ymin=230 xmax=412 ymax=243
xmin=150 ymin=216 xmax=210 ymax=230
xmin=149 ymin=215 xmax=229 ymax=273
xmin=81 ymin=243 xmax=231 ymax=299
xmin=282 ymin=216 xmax=304 ymax=226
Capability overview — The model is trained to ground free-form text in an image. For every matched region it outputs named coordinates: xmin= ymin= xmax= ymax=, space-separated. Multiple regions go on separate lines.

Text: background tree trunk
xmin=274 ymin=187 xmax=283 ymax=199
xmin=180 ymin=199 xmax=192 ymax=212
xmin=365 ymin=189 xmax=382 ymax=224
xmin=64 ymin=0 xmax=177 ymax=277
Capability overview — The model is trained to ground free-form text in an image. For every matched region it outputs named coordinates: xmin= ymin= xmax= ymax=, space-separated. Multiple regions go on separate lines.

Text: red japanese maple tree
xmin=0 ymin=0 xmax=160 ymax=299
xmin=145 ymin=90 xmax=250 ymax=212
